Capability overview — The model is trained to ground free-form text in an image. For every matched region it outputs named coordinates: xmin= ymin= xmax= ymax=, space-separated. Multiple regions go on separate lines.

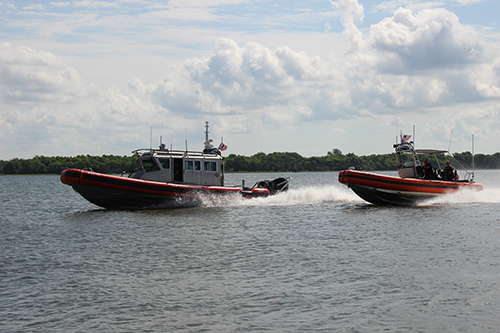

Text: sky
xmin=1 ymin=0 xmax=500 ymax=160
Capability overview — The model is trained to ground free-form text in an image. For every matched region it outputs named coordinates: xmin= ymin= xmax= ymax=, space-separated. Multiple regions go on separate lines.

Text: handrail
xmin=132 ymin=148 xmax=221 ymax=157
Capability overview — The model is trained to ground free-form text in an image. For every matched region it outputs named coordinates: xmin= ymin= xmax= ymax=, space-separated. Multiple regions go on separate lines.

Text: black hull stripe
xmin=349 ymin=184 xmax=427 ymax=206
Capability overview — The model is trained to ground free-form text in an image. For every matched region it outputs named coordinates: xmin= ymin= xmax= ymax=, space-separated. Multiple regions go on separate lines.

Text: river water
xmin=1 ymin=171 xmax=500 ymax=332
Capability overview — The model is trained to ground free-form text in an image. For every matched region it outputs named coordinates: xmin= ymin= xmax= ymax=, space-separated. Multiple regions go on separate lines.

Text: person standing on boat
xmin=203 ymin=139 xmax=215 ymax=153
xmin=423 ymin=159 xmax=433 ymax=180
xmin=444 ymin=161 xmax=454 ymax=181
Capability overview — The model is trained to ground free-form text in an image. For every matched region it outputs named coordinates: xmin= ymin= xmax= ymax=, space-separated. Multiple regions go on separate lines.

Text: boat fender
xmin=251 ymin=188 xmax=270 ymax=195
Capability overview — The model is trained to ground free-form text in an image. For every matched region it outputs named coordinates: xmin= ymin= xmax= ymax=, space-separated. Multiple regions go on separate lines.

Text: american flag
xmin=402 ymin=134 xmax=411 ymax=142
xmin=218 ymin=142 xmax=228 ymax=151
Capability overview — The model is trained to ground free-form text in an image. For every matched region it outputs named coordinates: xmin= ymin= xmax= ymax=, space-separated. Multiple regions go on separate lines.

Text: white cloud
xmin=1 ymin=0 xmax=500 ymax=159
xmin=367 ymin=8 xmax=485 ymax=72
xmin=23 ymin=4 xmax=44 ymax=11
xmin=334 ymin=0 xmax=365 ymax=52
xmin=135 ymin=38 xmax=352 ymax=128
xmin=73 ymin=0 xmax=119 ymax=8
xmin=340 ymin=4 xmax=499 ymax=115
xmin=334 ymin=0 xmax=364 ymax=23
xmin=50 ymin=2 xmax=70 ymax=7
xmin=373 ymin=0 xmax=445 ymax=13
xmin=0 ymin=43 xmax=84 ymax=103
xmin=0 ymin=2 xmax=16 ymax=10
xmin=453 ymin=0 xmax=488 ymax=4
xmin=0 ymin=43 xmax=166 ymax=157
xmin=167 ymin=0 xmax=249 ymax=8
xmin=143 ymin=8 xmax=217 ymax=21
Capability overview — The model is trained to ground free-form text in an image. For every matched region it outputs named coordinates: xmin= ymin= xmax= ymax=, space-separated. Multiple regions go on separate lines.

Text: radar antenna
xmin=203 ymin=121 xmax=214 ymax=152
xmin=205 ymin=121 xmax=210 ymax=143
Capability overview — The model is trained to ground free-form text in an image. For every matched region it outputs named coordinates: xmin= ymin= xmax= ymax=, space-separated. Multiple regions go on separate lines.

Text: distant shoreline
xmin=1 ymin=151 xmax=499 ymax=175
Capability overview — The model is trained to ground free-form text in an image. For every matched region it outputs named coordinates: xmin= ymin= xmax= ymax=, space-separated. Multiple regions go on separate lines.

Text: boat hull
xmin=338 ymin=169 xmax=483 ymax=206
xmin=61 ymin=169 xmax=271 ymax=209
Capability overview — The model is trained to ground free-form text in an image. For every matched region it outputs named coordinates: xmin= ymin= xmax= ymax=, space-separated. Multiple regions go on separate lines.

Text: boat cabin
xmin=129 ymin=148 xmax=224 ymax=186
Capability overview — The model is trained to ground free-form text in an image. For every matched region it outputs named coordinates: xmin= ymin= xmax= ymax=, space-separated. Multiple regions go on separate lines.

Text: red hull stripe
xmin=339 ymin=170 xmax=482 ymax=194
xmin=61 ymin=169 xmax=268 ymax=197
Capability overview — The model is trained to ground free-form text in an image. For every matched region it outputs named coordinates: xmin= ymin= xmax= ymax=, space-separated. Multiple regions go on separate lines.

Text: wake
xmin=422 ymin=187 xmax=500 ymax=205
xmin=200 ymin=185 xmax=363 ymax=208
xmin=198 ymin=185 xmax=500 ymax=208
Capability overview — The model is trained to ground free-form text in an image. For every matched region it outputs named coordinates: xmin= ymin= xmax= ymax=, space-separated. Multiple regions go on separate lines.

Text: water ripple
xmin=1 ymin=172 xmax=500 ymax=331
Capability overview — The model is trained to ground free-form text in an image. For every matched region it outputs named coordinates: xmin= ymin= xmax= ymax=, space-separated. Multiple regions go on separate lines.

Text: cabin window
xmin=185 ymin=160 xmax=194 ymax=170
xmin=142 ymin=158 xmax=160 ymax=171
xmin=194 ymin=161 xmax=201 ymax=171
xmin=158 ymin=158 xmax=170 ymax=169
xmin=204 ymin=161 xmax=217 ymax=172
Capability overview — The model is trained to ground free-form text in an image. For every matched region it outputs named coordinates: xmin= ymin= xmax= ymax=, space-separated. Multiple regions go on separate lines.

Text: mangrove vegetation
xmin=1 ymin=150 xmax=499 ymax=175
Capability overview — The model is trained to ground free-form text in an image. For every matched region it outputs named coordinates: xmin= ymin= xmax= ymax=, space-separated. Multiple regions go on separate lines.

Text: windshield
xmin=396 ymin=152 xmax=418 ymax=168
xmin=141 ymin=157 xmax=160 ymax=172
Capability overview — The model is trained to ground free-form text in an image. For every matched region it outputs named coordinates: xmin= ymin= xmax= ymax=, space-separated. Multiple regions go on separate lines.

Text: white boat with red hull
xmin=339 ymin=134 xmax=483 ymax=206
xmin=61 ymin=122 xmax=291 ymax=209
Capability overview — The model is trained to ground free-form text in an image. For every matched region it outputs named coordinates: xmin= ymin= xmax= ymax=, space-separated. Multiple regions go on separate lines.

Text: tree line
xmin=224 ymin=150 xmax=500 ymax=172
xmin=0 ymin=155 xmax=137 ymax=175
xmin=1 ymin=150 xmax=499 ymax=175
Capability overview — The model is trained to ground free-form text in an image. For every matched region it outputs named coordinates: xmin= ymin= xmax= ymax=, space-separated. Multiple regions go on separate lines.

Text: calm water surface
xmin=1 ymin=171 xmax=500 ymax=332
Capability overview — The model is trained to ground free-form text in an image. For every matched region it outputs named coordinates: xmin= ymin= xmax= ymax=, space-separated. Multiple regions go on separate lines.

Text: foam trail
xmin=200 ymin=186 xmax=500 ymax=208
xmin=421 ymin=187 xmax=500 ymax=206
xmin=199 ymin=185 xmax=363 ymax=208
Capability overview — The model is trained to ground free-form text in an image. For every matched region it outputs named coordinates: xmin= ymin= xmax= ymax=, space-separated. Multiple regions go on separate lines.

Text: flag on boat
xmin=218 ymin=143 xmax=228 ymax=151
xmin=402 ymin=134 xmax=411 ymax=142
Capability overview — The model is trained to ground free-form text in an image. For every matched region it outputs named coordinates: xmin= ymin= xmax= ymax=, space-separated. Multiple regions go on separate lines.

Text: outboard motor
xmin=254 ymin=177 xmax=291 ymax=195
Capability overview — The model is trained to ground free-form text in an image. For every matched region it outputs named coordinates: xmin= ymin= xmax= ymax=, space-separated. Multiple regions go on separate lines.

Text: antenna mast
xmin=150 ymin=126 xmax=153 ymax=152
xmin=472 ymin=134 xmax=475 ymax=180
xmin=205 ymin=121 xmax=210 ymax=142
xmin=160 ymin=122 xmax=163 ymax=148
xmin=448 ymin=129 xmax=454 ymax=152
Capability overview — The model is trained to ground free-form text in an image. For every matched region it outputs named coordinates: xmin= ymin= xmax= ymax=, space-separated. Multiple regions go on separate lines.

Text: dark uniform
xmin=423 ymin=159 xmax=433 ymax=180
xmin=444 ymin=161 xmax=454 ymax=181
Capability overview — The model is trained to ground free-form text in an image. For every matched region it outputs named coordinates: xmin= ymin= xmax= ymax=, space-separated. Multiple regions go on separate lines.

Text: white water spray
xmin=421 ymin=187 xmax=500 ymax=206
xmin=198 ymin=185 xmax=363 ymax=208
